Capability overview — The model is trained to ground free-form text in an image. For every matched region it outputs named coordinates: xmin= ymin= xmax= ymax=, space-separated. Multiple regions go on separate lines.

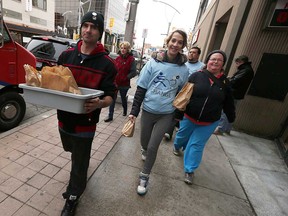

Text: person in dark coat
xmin=214 ymin=55 xmax=254 ymax=135
xmin=173 ymin=50 xmax=235 ymax=185
xmin=104 ymin=41 xmax=137 ymax=122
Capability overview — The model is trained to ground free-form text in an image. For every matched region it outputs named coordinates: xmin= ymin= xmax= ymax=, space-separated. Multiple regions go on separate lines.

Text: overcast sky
xmin=131 ymin=0 xmax=201 ymax=47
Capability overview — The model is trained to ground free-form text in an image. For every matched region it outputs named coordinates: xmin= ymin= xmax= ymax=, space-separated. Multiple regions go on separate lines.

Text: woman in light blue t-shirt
xmin=128 ymin=29 xmax=189 ymax=196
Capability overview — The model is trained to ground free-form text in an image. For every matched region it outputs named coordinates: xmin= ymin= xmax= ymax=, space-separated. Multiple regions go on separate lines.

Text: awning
xmin=6 ymin=22 xmax=55 ymax=36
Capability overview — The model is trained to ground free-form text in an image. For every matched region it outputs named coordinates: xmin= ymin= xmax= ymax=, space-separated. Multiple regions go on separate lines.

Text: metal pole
xmin=77 ymin=1 xmax=82 ymax=35
xmin=124 ymin=0 xmax=139 ymax=46
xmin=153 ymin=0 xmax=180 ymax=43
xmin=140 ymin=37 xmax=145 ymax=69
xmin=0 ymin=0 xmax=3 ymax=48
xmin=162 ymin=21 xmax=172 ymax=48
xmin=166 ymin=21 xmax=171 ymax=36
xmin=153 ymin=0 xmax=180 ymax=14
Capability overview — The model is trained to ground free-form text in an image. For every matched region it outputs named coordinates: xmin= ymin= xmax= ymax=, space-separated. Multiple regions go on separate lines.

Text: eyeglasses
xmin=209 ymin=58 xmax=224 ymax=62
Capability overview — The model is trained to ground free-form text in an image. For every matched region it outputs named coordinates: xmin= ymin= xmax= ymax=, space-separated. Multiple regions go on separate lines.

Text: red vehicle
xmin=0 ymin=2 xmax=36 ymax=131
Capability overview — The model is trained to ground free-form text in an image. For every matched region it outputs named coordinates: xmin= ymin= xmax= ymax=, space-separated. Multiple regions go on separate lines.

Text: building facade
xmin=3 ymin=0 xmax=55 ymax=44
xmin=55 ymin=0 xmax=126 ymax=52
xmin=192 ymin=0 xmax=288 ymax=157
xmin=96 ymin=0 xmax=126 ymax=52
xmin=2 ymin=0 xmax=126 ymax=49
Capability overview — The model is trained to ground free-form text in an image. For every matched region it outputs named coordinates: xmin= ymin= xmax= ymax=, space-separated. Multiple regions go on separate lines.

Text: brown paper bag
xmin=24 ymin=64 xmax=41 ymax=87
xmin=41 ymin=66 xmax=81 ymax=94
xmin=173 ymin=82 xmax=194 ymax=111
xmin=121 ymin=120 xmax=135 ymax=137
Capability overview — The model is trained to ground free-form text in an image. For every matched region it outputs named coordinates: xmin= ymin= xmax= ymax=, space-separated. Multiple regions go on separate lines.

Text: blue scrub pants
xmin=174 ymin=116 xmax=219 ymax=173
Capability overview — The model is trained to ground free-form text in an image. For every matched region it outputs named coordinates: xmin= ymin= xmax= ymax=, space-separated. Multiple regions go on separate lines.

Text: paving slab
xmin=218 ymin=132 xmax=287 ymax=172
xmin=218 ymin=131 xmax=288 ymax=216
xmin=233 ymin=165 xmax=288 ymax=216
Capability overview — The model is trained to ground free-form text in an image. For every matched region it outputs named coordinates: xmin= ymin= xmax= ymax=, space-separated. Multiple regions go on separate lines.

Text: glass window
xmin=3 ymin=9 xmax=22 ymax=20
xmin=30 ymin=16 xmax=47 ymax=26
xmin=32 ymin=0 xmax=47 ymax=11
xmin=2 ymin=24 xmax=12 ymax=43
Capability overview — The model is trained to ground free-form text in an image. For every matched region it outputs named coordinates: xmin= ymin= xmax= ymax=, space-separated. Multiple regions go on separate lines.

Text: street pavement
xmin=0 ymin=77 xmax=287 ymax=216
xmin=23 ymin=103 xmax=52 ymax=122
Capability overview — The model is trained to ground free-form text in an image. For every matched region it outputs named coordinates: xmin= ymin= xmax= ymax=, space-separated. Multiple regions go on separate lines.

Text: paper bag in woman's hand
xmin=122 ymin=120 xmax=135 ymax=137
xmin=173 ymin=82 xmax=194 ymax=111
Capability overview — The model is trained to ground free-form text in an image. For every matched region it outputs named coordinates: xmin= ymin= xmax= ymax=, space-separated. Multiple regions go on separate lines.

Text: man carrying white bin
xmin=57 ymin=11 xmax=117 ymax=216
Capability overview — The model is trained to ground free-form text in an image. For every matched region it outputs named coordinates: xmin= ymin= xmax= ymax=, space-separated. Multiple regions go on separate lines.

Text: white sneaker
xmin=173 ymin=147 xmax=181 ymax=156
xmin=164 ymin=133 xmax=171 ymax=141
xmin=137 ymin=172 xmax=149 ymax=195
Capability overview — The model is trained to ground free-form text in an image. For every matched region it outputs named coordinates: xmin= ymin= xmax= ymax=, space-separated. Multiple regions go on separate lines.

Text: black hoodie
xmin=57 ymin=40 xmax=117 ymax=134
xmin=176 ymin=70 xmax=235 ymax=123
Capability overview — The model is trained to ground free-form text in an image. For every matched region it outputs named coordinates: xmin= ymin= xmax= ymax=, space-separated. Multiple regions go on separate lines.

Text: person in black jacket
xmin=214 ymin=55 xmax=254 ymax=135
xmin=58 ymin=11 xmax=117 ymax=216
xmin=173 ymin=50 xmax=235 ymax=185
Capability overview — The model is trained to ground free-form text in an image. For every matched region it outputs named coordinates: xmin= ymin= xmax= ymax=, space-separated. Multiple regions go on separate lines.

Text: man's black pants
xmin=59 ymin=130 xmax=93 ymax=198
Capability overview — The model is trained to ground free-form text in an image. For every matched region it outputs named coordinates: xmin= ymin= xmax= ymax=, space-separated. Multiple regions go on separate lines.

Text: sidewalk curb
xmin=0 ymin=109 xmax=57 ymax=139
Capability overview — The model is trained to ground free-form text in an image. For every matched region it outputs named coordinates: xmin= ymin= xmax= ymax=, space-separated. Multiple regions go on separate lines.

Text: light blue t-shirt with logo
xmin=185 ymin=61 xmax=205 ymax=75
xmin=137 ymin=59 xmax=189 ymax=114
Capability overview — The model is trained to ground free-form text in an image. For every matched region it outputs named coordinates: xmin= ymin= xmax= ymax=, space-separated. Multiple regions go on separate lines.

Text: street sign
xmin=142 ymin=28 xmax=148 ymax=38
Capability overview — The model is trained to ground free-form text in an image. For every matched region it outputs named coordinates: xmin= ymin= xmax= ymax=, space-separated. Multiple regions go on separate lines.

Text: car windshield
xmin=26 ymin=39 xmax=68 ymax=62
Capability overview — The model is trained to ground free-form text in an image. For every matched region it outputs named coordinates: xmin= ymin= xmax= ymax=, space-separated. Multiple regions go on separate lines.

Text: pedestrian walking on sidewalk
xmin=129 ymin=29 xmax=189 ymax=196
xmin=104 ymin=41 xmax=137 ymax=122
xmin=57 ymin=11 xmax=117 ymax=216
xmin=164 ymin=46 xmax=205 ymax=141
xmin=173 ymin=50 xmax=235 ymax=185
xmin=214 ymin=55 xmax=254 ymax=135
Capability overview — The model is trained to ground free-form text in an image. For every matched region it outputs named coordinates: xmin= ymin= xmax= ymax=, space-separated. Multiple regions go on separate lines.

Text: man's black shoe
xmin=123 ymin=112 xmax=127 ymax=116
xmin=104 ymin=117 xmax=113 ymax=122
xmin=61 ymin=198 xmax=78 ymax=216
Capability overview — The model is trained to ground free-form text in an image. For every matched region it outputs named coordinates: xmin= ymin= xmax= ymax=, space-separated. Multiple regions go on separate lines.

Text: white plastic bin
xmin=19 ymin=84 xmax=104 ymax=114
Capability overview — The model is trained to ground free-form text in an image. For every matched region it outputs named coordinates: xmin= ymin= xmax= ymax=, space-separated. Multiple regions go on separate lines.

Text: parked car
xmin=131 ymin=49 xmax=149 ymax=73
xmin=108 ymin=52 xmax=118 ymax=60
xmin=25 ymin=35 xmax=76 ymax=70
xmin=131 ymin=49 xmax=141 ymax=63
xmin=108 ymin=49 xmax=149 ymax=75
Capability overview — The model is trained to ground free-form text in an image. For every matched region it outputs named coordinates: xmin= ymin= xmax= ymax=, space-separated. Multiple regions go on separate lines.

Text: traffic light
xmin=109 ymin=18 xmax=115 ymax=28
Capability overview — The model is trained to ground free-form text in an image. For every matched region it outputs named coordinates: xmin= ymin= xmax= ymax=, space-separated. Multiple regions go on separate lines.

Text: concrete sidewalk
xmin=0 ymin=76 xmax=287 ymax=216
xmin=77 ymin=119 xmax=288 ymax=216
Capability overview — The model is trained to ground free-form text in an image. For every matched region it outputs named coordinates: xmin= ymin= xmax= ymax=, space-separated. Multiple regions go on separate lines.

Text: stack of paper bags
xmin=24 ymin=64 xmax=81 ymax=95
